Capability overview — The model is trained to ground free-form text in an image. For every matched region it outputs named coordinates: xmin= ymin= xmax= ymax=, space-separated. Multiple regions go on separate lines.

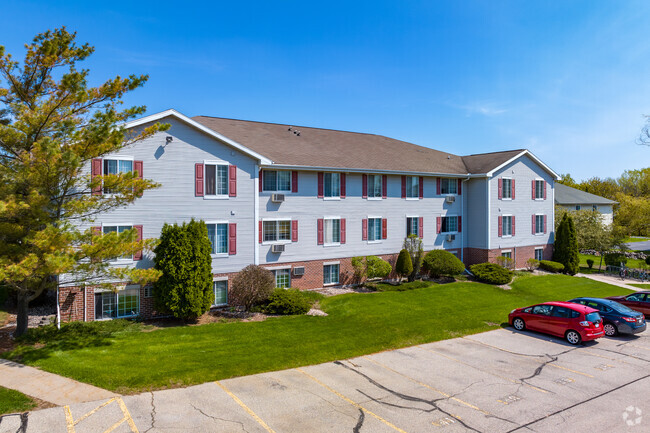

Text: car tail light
xmin=622 ymin=316 xmax=638 ymax=322
xmin=579 ymin=321 xmax=591 ymax=327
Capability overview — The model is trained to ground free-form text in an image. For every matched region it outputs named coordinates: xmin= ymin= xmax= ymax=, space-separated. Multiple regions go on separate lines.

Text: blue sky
xmin=2 ymin=0 xmax=650 ymax=180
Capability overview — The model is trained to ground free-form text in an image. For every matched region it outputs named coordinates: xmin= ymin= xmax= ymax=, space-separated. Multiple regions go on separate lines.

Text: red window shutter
xmin=195 ymin=163 xmax=204 ymax=197
xmin=457 ymin=179 xmax=462 ymax=195
xmin=531 ymin=180 xmax=535 ymax=200
xmin=382 ymin=175 xmax=387 ymax=199
xmin=340 ymin=173 xmax=346 ymax=198
xmin=340 ymin=218 xmax=346 ymax=244
xmin=228 ymin=165 xmax=237 ymax=197
xmin=544 ymin=215 xmax=547 ymax=234
xmin=318 ymin=172 xmax=324 ymax=198
xmin=458 ymin=216 xmax=462 ymax=233
xmin=382 ymin=218 xmax=387 ymax=239
xmin=419 ymin=177 xmax=424 ymax=199
xmin=512 ymin=179 xmax=516 ymax=199
xmin=498 ymin=216 xmax=503 ymax=237
xmin=259 ymin=221 xmax=262 ymax=244
xmin=401 ymin=176 xmax=407 ymax=198
xmin=134 ymin=160 xmax=144 ymax=197
xmin=511 ymin=216 xmax=515 ymax=236
xmin=543 ymin=181 xmax=547 ymax=199
xmin=362 ymin=219 xmax=368 ymax=240
xmin=92 ymin=158 xmax=103 ymax=195
xmin=228 ymin=223 xmax=237 ymax=255
xmin=292 ymin=220 xmax=298 ymax=242
xmin=317 ymin=218 xmax=324 ymax=245
xmin=436 ymin=216 xmax=442 ymax=234
xmin=498 ymin=178 xmax=503 ymax=199
xmin=133 ymin=225 xmax=143 ymax=261
xmin=259 ymin=169 xmax=263 ymax=192
xmin=436 ymin=177 xmax=441 ymax=195
xmin=362 ymin=174 xmax=368 ymax=198
xmin=418 ymin=217 xmax=423 ymax=238
xmin=532 ymin=214 xmax=536 ymax=234
xmin=292 ymin=171 xmax=298 ymax=193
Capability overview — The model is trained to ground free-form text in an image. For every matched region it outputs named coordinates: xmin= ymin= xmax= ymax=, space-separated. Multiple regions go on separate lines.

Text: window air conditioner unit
xmin=293 ymin=266 xmax=305 ymax=276
xmin=446 ymin=234 xmax=455 ymax=242
xmin=271 ymin=193 xmax=285 ymax=203
xmin=271 ymin=244 xmax=285 ymax=253
xmin=445 ymin=196 xmax=455 ymax=203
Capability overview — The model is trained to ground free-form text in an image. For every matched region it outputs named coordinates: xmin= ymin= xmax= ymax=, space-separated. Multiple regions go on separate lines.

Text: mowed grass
xmin=3 ymin=275 xmax=631 ymax=394
xmin=579 ymin=253 xmax=647 ymax=272
xmin=623 ymin=236 xmax=650 ymax=243
xmin=628 ymin=284 xmax=650 ymax=290
xmin=0 ymin=386 xmax=37 ymax=415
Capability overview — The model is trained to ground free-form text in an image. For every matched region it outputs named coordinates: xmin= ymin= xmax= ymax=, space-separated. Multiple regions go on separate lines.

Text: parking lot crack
xmin=520 ymin=354 xmax=558 ymax=381
xmin=190 ymin=403 xmax=250 ymax=432
xmin=143 ymin=392 xmax=157 ymax=433
xmin=352 ymin=408 xmax=365 ymax=433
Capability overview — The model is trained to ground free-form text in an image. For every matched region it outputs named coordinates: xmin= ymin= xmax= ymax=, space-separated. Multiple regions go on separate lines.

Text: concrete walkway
xmin=577 ymin=272 xmax=649 ymax=291
xmin=0 ymin=359 xmax=117 ymax=406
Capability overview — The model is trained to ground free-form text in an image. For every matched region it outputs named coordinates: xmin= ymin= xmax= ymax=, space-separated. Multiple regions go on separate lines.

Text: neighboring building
xmin=58 ymin=109 xmax=558 ymax=322
xmin=554 ymin=183 xmax=617 ymax=226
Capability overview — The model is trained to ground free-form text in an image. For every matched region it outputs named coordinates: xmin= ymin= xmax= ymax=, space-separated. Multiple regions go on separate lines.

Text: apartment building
xmin=58 ymin=109 xmax=557 ymax=322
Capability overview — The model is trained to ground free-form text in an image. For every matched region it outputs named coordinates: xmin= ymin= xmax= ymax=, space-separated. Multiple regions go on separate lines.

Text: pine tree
xmin=395 ymin=249 xmax=413 ymax=281
xmin=553 ymin=213 xmax=579 ymax=275
xmin=565 ymin=215 xmax=580 ymax=275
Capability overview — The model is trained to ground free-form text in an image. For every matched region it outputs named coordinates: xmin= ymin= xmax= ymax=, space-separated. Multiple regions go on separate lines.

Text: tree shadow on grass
xmin=1 ymin=319 xmax=142 ymax=364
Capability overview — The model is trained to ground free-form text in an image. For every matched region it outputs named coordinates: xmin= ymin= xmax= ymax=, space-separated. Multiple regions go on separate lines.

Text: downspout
xmin=254 ymin=163 xmax=260 ymax=265
xmin=461 ymin=177 xmax=470 ymax=263
xmin=56 ymin=284 xmax=61 ymax=330
xmin=83 ymin=284 xmax=87 ymax=322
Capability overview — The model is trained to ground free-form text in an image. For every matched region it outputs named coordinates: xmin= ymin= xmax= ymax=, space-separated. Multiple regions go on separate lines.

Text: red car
xmin=606 ymin=291 xmax=650 ymax=317
xmin=508 ymin=301 xmax=604 ymax=345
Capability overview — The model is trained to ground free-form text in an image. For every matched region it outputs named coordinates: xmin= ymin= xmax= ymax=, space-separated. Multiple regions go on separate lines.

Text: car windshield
xmin=609 ymin=301 xmax=637 ymax=314
xmin=585 ymin=312 xmax=601 ymax=323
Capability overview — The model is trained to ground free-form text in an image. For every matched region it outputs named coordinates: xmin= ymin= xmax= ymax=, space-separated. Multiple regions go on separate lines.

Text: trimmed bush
xmin=366 ymin=256 xmax=392 ymax=279
xmin=646 ymin=256 xmax=650 ymax=266
xmin=604 ymin=253 xmax=628 ymax=267
xmin=539 ymin=260 xmax=565 ymax=273
xmin=403 ymin=235 xmax=424 ymax=282
xmin=395 ymin=249 xmax=413 ymax=280
xmin=230 ymin=265 xmax=275 ymax=311
xmin=496 ymin=256 xmax=514 ymax=270
xmin=586 ymin=259 xmax=594 ymax=269
xmin=470 ymin=263 xmax=513 ymax=285
xmin=422 ymin=250 xmax=465 ymax=278
xmin=262 ymin=289 xmax=311 ymax=315
xmin=525 ymin=258 xmax=540 ymax=272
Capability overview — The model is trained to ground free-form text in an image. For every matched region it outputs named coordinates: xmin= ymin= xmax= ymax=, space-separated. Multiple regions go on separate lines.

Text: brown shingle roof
xmin=192 ymin=116 xmax=527 ymax=175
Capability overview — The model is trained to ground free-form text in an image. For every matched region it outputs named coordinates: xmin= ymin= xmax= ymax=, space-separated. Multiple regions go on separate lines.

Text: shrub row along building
xmin=59 ymin=109 xmax=558 ymax=322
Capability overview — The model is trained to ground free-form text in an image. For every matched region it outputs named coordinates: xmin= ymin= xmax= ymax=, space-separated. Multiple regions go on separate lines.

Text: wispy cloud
xmin=456 ymin=101 xmax=508 ymax=117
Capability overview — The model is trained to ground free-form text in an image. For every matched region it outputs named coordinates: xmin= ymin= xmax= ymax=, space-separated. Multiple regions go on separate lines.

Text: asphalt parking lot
xmin=2 ymin=327 xmax=649 ymax=433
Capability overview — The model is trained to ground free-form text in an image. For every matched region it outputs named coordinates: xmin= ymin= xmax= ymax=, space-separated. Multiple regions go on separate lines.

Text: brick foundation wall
xmin=464 ymin=244 xmax=553 ymax=268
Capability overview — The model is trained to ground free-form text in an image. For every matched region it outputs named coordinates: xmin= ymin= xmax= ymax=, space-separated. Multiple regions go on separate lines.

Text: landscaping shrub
xmin=352 ymin=256 xmax=392 ymax=281
xmin=539 ymin=260 xmax=565 ymax=273
xmin=646 ymin=256 xmax=650 ymax=266
xmin=495 ymin=256 xmax=514 ymax=270
xmin=586 ymin=259 xmax=594 ymax=269
xmin=262 ymin=289 xmax=311 ymax=315
xmin=230 ymin=265 xmax=275 ymax=311
xmin=525 ymin=258 xmax=540 ymax=272
xmin=422 ymin=250 xmax=465 ymax=278
xmin=395 ymin=249 xmax=413 ymax=280
xmin=470 ymin=263 xmax=513 ymax=285
xmin=153 ymin=219 xmax=213 ymax=320
xmin=403 ymin=235 xmax=424 ymax=282
xmin=604 ymin=253 xmax=628 ymax=267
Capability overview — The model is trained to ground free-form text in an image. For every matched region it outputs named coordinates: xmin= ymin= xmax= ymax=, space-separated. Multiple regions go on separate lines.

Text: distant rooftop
xmin=554 ymin=183 xmax=617 ymax=205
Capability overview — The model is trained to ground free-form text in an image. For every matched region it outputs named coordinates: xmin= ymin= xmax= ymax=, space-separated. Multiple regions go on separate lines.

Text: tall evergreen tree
xmin=553 ymin=213 xmax=579 ymax=275
xmin=0 ymin=28 xmax=167 ymax=336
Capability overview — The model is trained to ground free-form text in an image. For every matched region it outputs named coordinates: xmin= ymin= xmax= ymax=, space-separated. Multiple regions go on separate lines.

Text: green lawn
xmin=0 ymin=386 xmax=37 ymax=415
xmin=3 ymin=275 xmax=631 ymax=394
xmin=628 ymin=284 xmax=650 ymax=289
xmin=623 ymin=236 xmax=650 ymax=243
xmin=579 ymin=253 xmax=647 ymax=272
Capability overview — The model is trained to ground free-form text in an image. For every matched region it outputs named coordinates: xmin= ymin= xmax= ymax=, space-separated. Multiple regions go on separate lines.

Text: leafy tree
xmin=153 ymin=220 xmax=213 ymax=320
xmin=615 ymin=193 xmax=650 ymax=236
xmin=557 ymin=173 xmax=580 ymax=189
xmin=395 ymin=249 xmax=413 ymax=281
xmin=553 ymin=213 xmax=579 ymax=275
xmin=403 ymin=235 xmax=424 ymax=282
xmin=0 ymin=28 xmax=167 ymax=336
xmin=422 ymin=250 xmax=465 ymax=278
xmin=229 ymin=265 xmax=275 ymax=311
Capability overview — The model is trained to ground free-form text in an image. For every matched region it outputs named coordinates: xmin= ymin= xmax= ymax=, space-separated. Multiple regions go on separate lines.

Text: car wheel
xmin=513 ymin=318 xmax=525 ymax=331
xmin=566 ymin=330 xmax=582 ymax=345
xmin=603 ymin=322 xmax=618 ymax=337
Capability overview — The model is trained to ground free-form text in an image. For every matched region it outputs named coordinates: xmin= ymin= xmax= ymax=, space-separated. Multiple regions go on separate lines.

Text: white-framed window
xmin=206 ymin=222 xmax=229 ymax=255
xmin=323 ymin=264 xmax=340 ymax=285
xmin=324 ymin=173 xmax=340 ymax=198
xmin=534 ymin=215 xmax=545 ymax=235
xmin=103 ymin=225 xmax=134 ymax=261
xmin=103 ymin=157 xmax=133 ymax=194
xmin=213 ymin=279 xmax=228 ymax=306
xmin=94 ymin=285 xmax=140 ymax=320
xmin=502 ymin=178 xmax=512 ymax=199
xmin=367 ymin=175 xmax=382 ymax=199
xmin=143 ymin=285 xmax=153 ymax=298
xmin=535 ymin=248 xmax=544 ymax=261
xmin=368 ymin=217 xmax=382 ymax=241
xmin=441 ymin=178 xmax=457 ymax=195
xmin=263 ymin=220 xmax=291 ymax=243
xmin=502 ymin=215 xmax=513 ymax=237
xmin=575 ymin=205 xmax=581 ymax=210
xmin=406 ymin=217 xmax=419 ymax=237
xmin=204 ymin=162 xmax=229 ymax=197
xmin=534 ymin=180 xmax=545 ymax=200
xmin=501 ymin=251 xmax=512 ymax=259
xmin=592 ymin=205 xmax=598 ymax=211
xmin=406 ymin=176 xmax=419 ymax=198
xmin=274 ymin=269 xmax=291 ymax=288
xmin=441 ymin=216 xmax=458 ymax=233
xmin=324 ymin=218 xmax=341 ymax=245
xmin=263 ymin=170 xmax=291 ymax=192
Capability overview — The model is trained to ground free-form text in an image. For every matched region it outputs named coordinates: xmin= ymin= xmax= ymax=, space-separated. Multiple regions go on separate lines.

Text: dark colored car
xmin=508 ymin=301 xmax=604 ymax=345
xmin=568 ymin=297 xmax=646 ymax=336
xmin=606 ymin=291 xmax=650 ymax=317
